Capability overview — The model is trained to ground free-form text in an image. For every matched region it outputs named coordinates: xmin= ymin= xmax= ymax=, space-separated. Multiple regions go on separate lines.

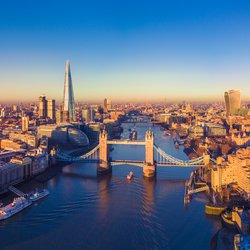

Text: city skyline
xmin=1 ymin=2 xmax=250 ymax=249
xmin=1 ymin=1 xmax=250 ymax=102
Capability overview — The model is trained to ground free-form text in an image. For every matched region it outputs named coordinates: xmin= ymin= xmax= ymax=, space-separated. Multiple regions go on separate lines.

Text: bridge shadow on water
xmin=61 ymin=165 xmax=188 ymax=185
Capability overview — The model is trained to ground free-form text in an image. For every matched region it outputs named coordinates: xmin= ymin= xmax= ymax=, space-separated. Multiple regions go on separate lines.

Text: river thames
xmin=0 ymin=123 xmax=222 ymax=250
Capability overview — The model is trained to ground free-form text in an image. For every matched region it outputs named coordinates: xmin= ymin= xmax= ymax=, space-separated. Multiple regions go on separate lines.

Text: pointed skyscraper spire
xmin=63 ymin=60 xmax=75 ymax=122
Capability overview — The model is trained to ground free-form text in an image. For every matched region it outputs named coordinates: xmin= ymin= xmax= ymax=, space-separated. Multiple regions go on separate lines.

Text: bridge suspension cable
xmin=56 ymin=144 xmax=100 ymax=162
xmin=154 ymin=144 xmax=205 ymax=166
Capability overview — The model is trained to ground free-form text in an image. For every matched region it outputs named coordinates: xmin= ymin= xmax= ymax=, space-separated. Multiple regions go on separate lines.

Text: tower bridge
xmin=56 ymin=129 xmax=210 ymax=178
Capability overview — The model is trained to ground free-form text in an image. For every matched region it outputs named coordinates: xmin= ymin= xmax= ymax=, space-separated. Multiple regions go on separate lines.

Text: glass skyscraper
xmin=63 ymin=60 xmax=75 ymax=122
xmin=224 ymin=89 xmax=241 ymax=116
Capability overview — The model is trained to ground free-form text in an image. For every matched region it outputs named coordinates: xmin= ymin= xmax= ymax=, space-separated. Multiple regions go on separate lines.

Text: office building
xmin=104 ymin=98 xmax=112 ymax=112
xmin=38 ymin=95 xmax=47 ymax=118
xmin=82 ymin=108 xmax=95 ymax=123
xmin=47 ymin=99 xmax=56 ymax=120
xmin=56 ymin=109 xmax=63 ymax=124
xmin=21 ymin=115 xmax=29 ymax=131
xmin=224 ymin=89 xmax=241 ymax=116
xmin=63 ymin=60 xmax=75 ymax=122
xmin=0 ymin=108 xmax=6 ymax=117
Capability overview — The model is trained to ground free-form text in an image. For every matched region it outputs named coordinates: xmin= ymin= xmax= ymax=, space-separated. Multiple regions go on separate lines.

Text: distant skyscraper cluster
xmin=38 ymin=61 xmax=76 ymax=123
xmin=224 ymin=89 xmax=241 ymax=116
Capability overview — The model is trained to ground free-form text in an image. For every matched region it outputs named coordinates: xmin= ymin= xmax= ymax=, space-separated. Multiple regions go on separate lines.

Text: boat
xmin=184 ymin=194 xmax=190 ymax=204
xmin=205 ymin=204 xmax=226 ymax=215
xmin=0 ymin=197 xmax=32 ymax=221
xmin=177 ymin=139 xmax=186 ymax=145
xmin=29 ymin=189 xmax=50 ymax=202
xmin=127 ymin=171 xmax=133 ymax=180
xmin=174 ymin=140 xmax=179 ymax=149
xmin=129 ymin=128 xmax=137 ymax=141
xmin=164 ymin=131 xmax=171 ymax=136
xmin=221 ymin=210 xmax=236 ymax=229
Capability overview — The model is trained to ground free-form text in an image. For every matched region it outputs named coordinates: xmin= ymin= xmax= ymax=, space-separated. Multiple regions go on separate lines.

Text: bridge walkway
xmin=8 ymin=185 xmax=26 ymax=197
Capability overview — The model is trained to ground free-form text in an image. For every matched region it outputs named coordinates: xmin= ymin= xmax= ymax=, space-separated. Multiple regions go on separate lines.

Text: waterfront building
xmin=10 ymin=156 xmax=32 ymax=179
xmin=21 ymin=115 xmax=29 ymax=131
xmin=38 ymin=124 xmax=89 ymax=149
xmin=0 ymin=149 xmax=49 ymax=194
xmin=47 ymin=99 xmax=56 ymax=120
xmin=211 ymin=147 xmax=250 ymax=199
xmin=38 ymin=95 xmax=47 ymax=118
xmin=0 ymin=150 xmax=24 ymax=163
xmin=224 ymin=89 xmax=241 ymax=116
xmin=0 ymin=161 xmax=23 ymax=194
xmin=30 ymin=152 xmax=49 ymax=175
xmin=63 ymin=60 xmax=75 ymax=122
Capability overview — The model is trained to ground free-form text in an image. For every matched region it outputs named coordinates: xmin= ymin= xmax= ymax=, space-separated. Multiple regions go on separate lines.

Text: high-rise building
xmin=39 ymin=95 xmax=47 ymax=118
xmin=56 ymin=109 xmax=63 ymax=124
xmin=0 ymin=108 xmax=6 ymax=117
xmin=82 ymin=108 xmax=95 ymax=123
xmin=63 ymin=60 xmax=75 ymax=122
xmin=47 ymin=99 xmax=56 ymax=120
xmin=12 ymin=105 xmax=19 ymax=112
xmin=224 ymin=89 xmax=241 ymax=116
xmin=21 ymin=115 xmax=29 ymax=131
xmin=104 ymin=98 xmax=112 ymax=112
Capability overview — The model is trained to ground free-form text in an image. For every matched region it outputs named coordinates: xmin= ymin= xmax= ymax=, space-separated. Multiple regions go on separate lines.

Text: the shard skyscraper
xmin=63 ymin=60 xmax=75 ymax=122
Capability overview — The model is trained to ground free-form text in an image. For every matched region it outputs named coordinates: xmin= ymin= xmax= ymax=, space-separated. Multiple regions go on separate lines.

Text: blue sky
xmin=1 ymin=0 xmax=250 ymax=103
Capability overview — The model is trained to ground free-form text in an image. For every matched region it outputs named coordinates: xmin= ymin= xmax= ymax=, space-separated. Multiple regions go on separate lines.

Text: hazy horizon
xmin=1 ymin=1 xmax=250 ymax=102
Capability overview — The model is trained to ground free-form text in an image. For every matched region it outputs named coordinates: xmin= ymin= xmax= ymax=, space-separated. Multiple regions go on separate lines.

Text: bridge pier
xmin=97 ymin=161 xmax=112 ymax=175
xmin=143 ymin=163 xmax=156 ymax=178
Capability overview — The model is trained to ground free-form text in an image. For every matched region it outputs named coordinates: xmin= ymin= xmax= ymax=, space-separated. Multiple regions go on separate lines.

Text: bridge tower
xmin=143 ymin=129 xmax=156 ymax=178
xmin=98 ymin=130 xmax=112 ymax=175
xmin=203 ymin=153 xmax=210 ymax=166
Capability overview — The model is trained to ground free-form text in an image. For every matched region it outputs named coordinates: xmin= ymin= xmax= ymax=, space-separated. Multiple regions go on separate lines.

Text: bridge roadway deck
xmin=157 ymin=162 xmax=204 ymax=167
xmin=111 ymin=161 xmax=204 ymax=167
xmin=107 ymin=140 xmax=145 ymax=145
xmin=111 ymin=160 xmax=144 ymax=167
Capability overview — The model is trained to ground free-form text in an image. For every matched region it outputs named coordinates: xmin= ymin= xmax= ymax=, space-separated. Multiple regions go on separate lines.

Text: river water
xmin=0 ymin=123 xmax=222 ymax=250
